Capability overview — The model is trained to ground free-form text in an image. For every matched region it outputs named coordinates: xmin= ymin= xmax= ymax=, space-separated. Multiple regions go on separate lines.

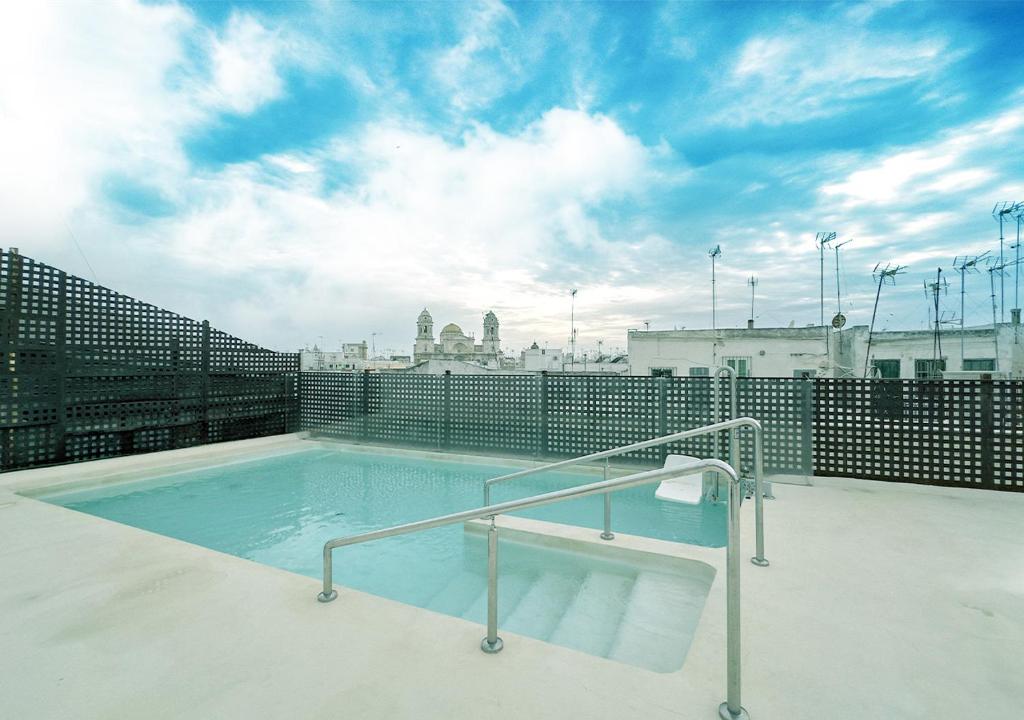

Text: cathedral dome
xmin=440 ymin=323 xmax=463 ymax=336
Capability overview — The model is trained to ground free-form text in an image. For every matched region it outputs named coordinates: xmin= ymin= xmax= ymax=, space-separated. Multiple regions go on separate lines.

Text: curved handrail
xmin=481 ymin=416 xmax=767 ymax=566
xmin=317 ymin=456 xmax=749 ymax=719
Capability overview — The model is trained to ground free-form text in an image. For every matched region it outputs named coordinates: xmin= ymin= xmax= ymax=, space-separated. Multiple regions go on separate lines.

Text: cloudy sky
xmin=2 ymin=1 xmax=1023 ymax=356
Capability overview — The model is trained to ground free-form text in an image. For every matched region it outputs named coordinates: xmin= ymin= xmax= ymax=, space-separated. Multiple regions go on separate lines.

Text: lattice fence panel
xmin=449 ymin=375 xmax=541 ymax=454
xmin=299 ymin=372 xmax=364 ymax=437
xmin=545 ymin=375 xmax=662 ymax=463
xmin=0 ymin=249 xmax=298 ymax=472
xmin=366 ymin=374 xmax=443 ymax=447
xmin=663 ymin=376 xmax=717 ymax=461
xmin=993 ymin=380 xmax=1024 ymax=491
xmin=812 ymin=379 xmax=997 ymax=489
xmin=736 ymin=378 xmax=809 ymax=475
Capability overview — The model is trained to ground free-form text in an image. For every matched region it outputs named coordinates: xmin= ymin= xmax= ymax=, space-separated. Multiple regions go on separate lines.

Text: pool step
xmin=548 ymin=570 xmax=635 ymax=657
xmin=608 ymin=571 xmax=706 ymax=672
xmin=423 ymin=570 xmax=485 ymax=617
xmin=460 ymin=571 xmax=534 ymax=624
xmin=502 ymin=571 xmax=584 ymax=640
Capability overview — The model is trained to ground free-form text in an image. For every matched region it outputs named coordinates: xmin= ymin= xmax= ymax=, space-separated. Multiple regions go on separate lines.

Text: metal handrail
xmin=483 ymin=416 xmax=768 ymax=567
xmin=318 ymin=457 xmax=751 ymax=719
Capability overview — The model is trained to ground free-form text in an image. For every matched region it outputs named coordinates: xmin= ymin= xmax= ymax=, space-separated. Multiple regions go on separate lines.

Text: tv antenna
xmin=832 ymin=238 xmax=853 ymax=369
xmin=954 ymin=251 xmax=990 ymax=365
xmin=815 ymin=232 xmax=837 ymax=355
xmin=864 ymin=263 xmax=905 ymax=377
xmin=569 ymin=288 xmax=578 ymax=365
xmin=370 ymin=332 xmax=380 ymax=359
xmin=985 ymin=259 xmax=1021 ymax=370
xmin=1010 ymin=202 xmax=1024 ymax=317
xmin=993 ymin=202 xmax=1016 ymax=322
xmin=924 ymin=270 xmax=949 ymax=364
xmin=747 ymin=275 xmax=758 ymax=325
xmin=708 ymin=245 xmax=722 ymax=364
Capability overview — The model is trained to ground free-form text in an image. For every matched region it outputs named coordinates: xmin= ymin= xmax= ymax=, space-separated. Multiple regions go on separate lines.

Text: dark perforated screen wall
xmin=1 ymin=249 xmax=298 ymax=471
xmin=302 ymin=372 xmax=1023 ymax=491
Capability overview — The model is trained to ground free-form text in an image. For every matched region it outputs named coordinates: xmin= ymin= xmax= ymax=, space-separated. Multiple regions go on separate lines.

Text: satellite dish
xmin=831 ymin=313 xmax=847 ymax=329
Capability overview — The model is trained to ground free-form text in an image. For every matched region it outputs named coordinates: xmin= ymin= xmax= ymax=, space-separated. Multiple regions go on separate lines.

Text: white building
xmin=414 ymin=309 xmax=503 ymax=366
xmin=300 ymin=345 xmax=412 ymax=372
xmin=628 ymin=321 xmax=1023 ymax=379
xmin=520 ymin=343 xmax=563 ymax=371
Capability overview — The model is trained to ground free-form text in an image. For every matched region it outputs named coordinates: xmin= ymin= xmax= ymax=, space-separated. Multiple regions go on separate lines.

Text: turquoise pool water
xmin=44 ymin=447 xmax=723 ymax=671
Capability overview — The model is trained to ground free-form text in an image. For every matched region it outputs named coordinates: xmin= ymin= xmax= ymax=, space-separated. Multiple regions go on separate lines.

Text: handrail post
xmin=751 ymin=426 xmax=769 ymax=567
xmin=318 ymin=544 xmax=338 ymax=602
xmin=601 ymin=458 xmax=614 ymax=540
xmin=719 ymin=468 xmax=749 ymax=720
xmin=480 ymin=516 xmax=504 ymax=653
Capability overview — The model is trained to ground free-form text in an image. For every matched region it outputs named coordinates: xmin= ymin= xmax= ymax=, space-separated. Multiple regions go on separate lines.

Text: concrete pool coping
xmin=1 ymin=433 xmax=1022 ymax=719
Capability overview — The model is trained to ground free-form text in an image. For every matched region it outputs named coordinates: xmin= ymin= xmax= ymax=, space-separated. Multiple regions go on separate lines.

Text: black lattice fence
xmin=300 ymin=371 xmax=811 ymax=474
xmin=813 ymin=378 xmax=1023 ymax=491
xmin=0 ymin=249 xmax=298 ymax=471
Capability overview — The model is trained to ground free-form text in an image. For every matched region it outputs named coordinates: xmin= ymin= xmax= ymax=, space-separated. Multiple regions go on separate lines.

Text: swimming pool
xmin=43 ymin=445 xmax=723 ymax=671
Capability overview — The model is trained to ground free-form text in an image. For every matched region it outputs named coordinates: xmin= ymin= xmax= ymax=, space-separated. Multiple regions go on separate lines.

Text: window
xmin=650 ymin=367 xmax=675 ymax=378
xmin=723 ymin=356 xmax=751 ymax=377
xmin=914 ymin=358 xmax=946 ymax=379
xmin=689 ymin=366 xmax=709 ymax=376
xmin=871 ymin=359 xmax=900 ymax=379
xmin=963 ymin=358 xmax=995 ymax=371
xmin=793 ymin=369 xmax=816 ymax=378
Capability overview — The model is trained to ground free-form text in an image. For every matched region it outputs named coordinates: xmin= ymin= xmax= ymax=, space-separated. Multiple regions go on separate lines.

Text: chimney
xmin=1012 ymin=308 xmax=1021 ymax=325
xmin=747 ymin=319 xmax=754 ymax=330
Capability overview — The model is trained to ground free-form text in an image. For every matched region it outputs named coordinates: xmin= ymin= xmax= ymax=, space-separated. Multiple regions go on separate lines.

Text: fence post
xmin=539 ymin=371 xmax=549 ymax=458
xmin=361 ymin=369 xmax=371 ymax=441
xmin=658 ymin=376 xmax=668 ymax=464
xmin=801 ymin=378 xmax=813 ymax=476
xmin=980 ymin=376 xmax=994 ymax=489
xmin=200 ymin=320 xmax=211 ymax=444
xmin=442 ymin=370 xmax=452 ymax=450
xmin=53 ymin=271 xmax=68 ymax=463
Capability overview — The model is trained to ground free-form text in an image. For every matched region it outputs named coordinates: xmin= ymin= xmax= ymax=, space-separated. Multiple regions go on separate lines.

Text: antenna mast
xmin=994 ymin=202 xmax=1015 ymax=322
xmin=816 ymin=232 xmax=836 ymax=355
xmin=954 ymin=252 xmax=989 ymax=368
xmin=833 ymin=238 xmax=853 ymax=373
xmin=709 ymin=245 xmax=722 ymax=365
xmin=865 ymin=263 xmax=905 ymax=377
xmin=747 ymin=275 xmax=758 ymax=326
xmin=569 ymin=288 xmax=578 ymax=367
xmin=924 ymin=269 xmax=948 ymax=364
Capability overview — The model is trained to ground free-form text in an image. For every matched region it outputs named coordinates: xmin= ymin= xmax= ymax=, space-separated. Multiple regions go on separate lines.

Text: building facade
xmin=413 ymin=308 xmax=504 ymax=365
xmin=628 ymin=322 xmax=1023 ymax=379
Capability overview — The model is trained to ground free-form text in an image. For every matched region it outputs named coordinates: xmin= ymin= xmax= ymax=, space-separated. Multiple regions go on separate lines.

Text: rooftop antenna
xmin=709 ymin=245 xmax=722 ymax=366
xmin=924 ymin=269 xmax=949 ymax=365
xmin=816 ymin=232 xmax=837 ymax=355
xmin=864 ymin=263 xmax=905 ymax=377
xmin=833 ymin=238 xmax=853 ymax=373
xmin=986 ymin=260 xmax=1018 ymax=370
xmin=1011 ymin=202 xmax=1024 ymax=318
xmin=993 ymin=202 xmax=1015 ymax=322
xmin=954 ymin=251 xmax=990 ymax=366
xmin=570 ymin=288 xmax=578 ymax=365
xmin=371 ymin=332 xmax=380 ymax=359
xmin=747 ymin=275 xmax=758 ymax=326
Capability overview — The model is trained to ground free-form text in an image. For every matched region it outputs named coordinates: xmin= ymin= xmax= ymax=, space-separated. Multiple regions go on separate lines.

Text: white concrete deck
xmin=1 ymin=437 xmax=1021 ymax=720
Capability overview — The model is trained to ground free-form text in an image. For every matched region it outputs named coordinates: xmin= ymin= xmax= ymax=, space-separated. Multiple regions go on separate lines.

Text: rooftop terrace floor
xmin=1 ymin=437 xmax=1021 ymax=720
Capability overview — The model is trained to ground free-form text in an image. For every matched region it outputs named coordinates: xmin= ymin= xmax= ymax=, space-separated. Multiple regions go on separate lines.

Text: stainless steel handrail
xmin=482 ymin=416 xmax=768 ymax=566
xmin=318 ymin=457 xmax=751 ymax=719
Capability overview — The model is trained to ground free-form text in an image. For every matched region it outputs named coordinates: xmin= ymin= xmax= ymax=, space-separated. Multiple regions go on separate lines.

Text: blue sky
xmin=1 ymin=1 xmax=1023 ymax=356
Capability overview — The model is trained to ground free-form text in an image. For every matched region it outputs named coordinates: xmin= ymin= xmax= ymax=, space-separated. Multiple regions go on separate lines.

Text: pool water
xmin=44 ymin=447 xmax=722 ymax=671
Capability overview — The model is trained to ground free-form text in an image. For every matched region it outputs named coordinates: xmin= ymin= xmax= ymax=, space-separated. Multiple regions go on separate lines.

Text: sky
xmin=1 ymin=1 xmax=1023 ymax=357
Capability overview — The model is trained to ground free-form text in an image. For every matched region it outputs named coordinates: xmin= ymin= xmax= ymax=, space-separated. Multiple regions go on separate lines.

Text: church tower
xmin=415 ymin=308 xmax=434 ymax=361
xmin=482 ymin=310 xmax=500 ymax=356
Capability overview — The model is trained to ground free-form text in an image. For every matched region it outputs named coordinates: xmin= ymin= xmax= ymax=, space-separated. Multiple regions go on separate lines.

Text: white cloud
xmin=153 ymin=108 xmax=665 ymax=349
xmin=717 ymin=21 xmax=955 ymax=126
xmin=202 ymin=13 xmax=291 ymax=114
xmin=433 ymin=0 xmax=520 ymax=111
